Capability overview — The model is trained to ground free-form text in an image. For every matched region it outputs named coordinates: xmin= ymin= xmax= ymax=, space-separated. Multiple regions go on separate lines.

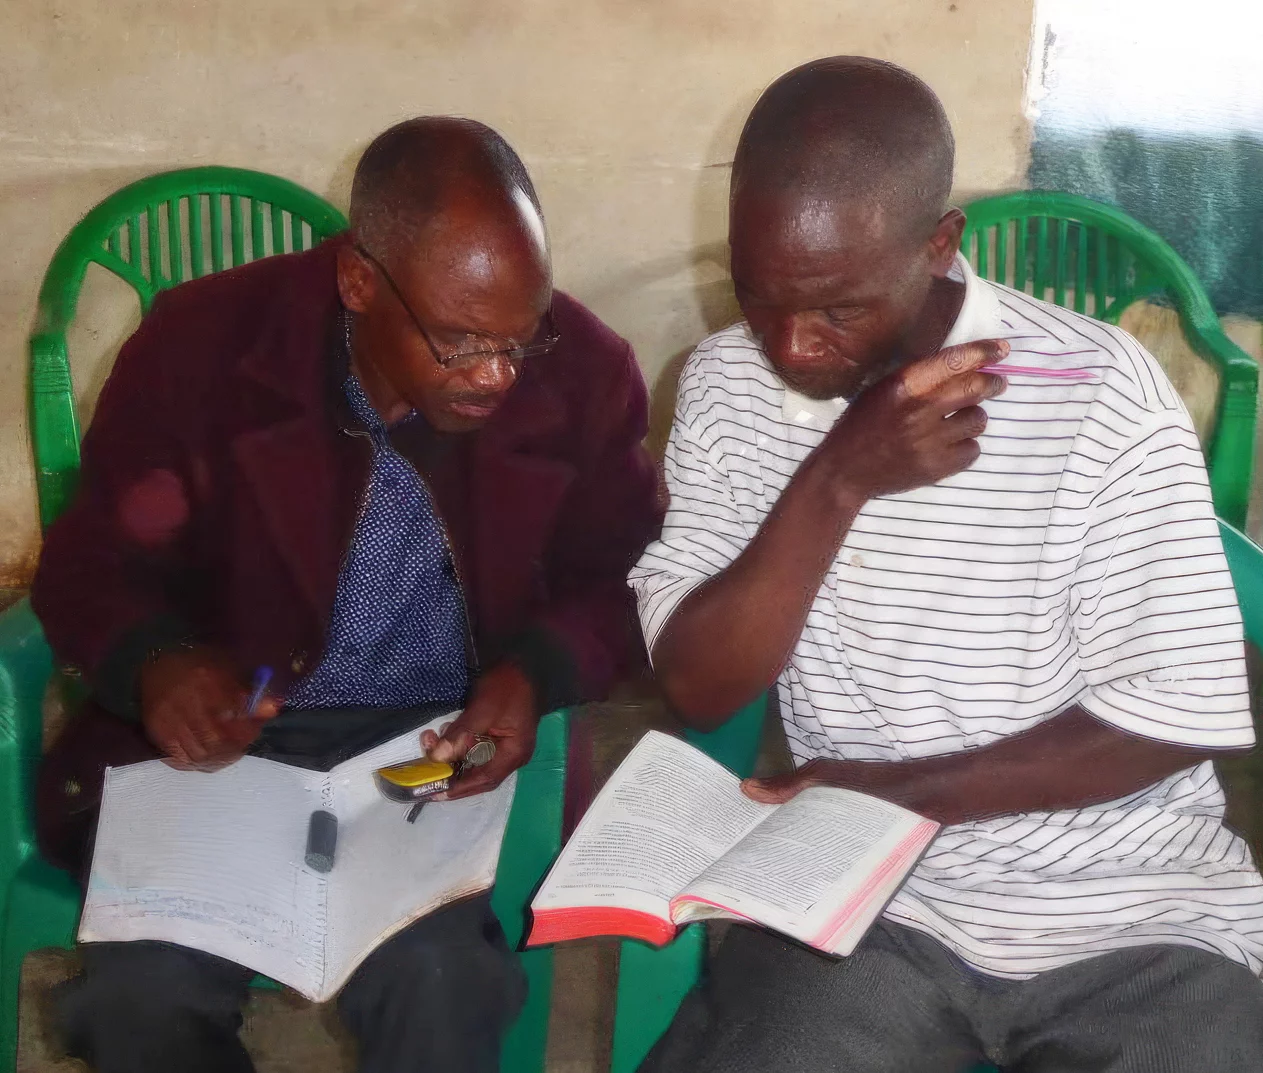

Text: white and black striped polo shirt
xmin=631 ymin=256 xmax=1263 ymax=978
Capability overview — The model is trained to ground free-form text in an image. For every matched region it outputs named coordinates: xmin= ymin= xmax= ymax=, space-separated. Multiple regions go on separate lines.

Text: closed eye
xmin=824 ymin=307 xmax=863 ymax=327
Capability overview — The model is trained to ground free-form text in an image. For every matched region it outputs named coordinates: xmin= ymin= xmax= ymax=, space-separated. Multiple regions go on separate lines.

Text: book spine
xmin=527 ymin=906 xmax=677 ymax=948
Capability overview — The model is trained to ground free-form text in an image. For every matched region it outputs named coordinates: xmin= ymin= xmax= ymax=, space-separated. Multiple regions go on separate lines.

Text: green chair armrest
xmin=1192 ymin=331 xmax=1259 ymax=528
xmin=0 ymin=599 xmax=54 ymax=901
xmin=493 ymin=709 xmax=568 ymax=949
xmin=611 ymin=693 xmax=769 ymax=1073
xmin=28 ymin=332 xmax=82 ymax=531
xmin=496 ymin=709 xmax=568 ymax=1073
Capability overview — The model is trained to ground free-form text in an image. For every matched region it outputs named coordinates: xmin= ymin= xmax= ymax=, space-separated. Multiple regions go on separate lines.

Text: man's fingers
xmin=245 ymin=695 xmax=282 ymax=721
xmin=942 ymin=405 xmax=989 ymax=443
xmin=220 ymin=714 xmax=268 ymax=751
xmin=940 ymin=438 xmax=982 ymax=474
xmin=934 ymin=372 xmax=1007 ymax=415
xmin=172 ymin=729 xmax=205 ymax=765
xmin=741 ymin=772 xmax=810 ymax=804
xmin=901 ymin=339 xmax=1010 ymax=399
xmin=188 ymin=704 xmax=234 ymax=757
xmin=441 ymin=766 xmax=500 ymax=800
xmin=442 ymin=748 xmax=522 ymax=800
xmin=429 ymin=724 xmax=476 ymax=765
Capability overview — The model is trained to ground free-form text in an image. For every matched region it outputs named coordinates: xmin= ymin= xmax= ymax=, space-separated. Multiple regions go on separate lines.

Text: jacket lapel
xmin=231 ymin=417 xmax=363 ymax=621
xmin=468 ymin=381 xmax=576 ymax=639
xmin=228 ymin=241 xmax=365 ymax=622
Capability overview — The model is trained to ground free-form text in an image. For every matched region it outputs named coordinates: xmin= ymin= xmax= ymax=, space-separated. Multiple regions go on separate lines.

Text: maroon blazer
xmin=31 ymin=238 xmax=662 ymax=865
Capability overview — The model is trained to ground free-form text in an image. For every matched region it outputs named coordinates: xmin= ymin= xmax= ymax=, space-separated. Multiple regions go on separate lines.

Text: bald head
xmin=339 ymin=117 xmax=552 ymax=434
xmin=732 ymin=57 xmax=955 ymax=242
xmin=727 ymin=59 xmax=966 ymax=402
xmin=350 ymin=116 xmax=544 ymax=262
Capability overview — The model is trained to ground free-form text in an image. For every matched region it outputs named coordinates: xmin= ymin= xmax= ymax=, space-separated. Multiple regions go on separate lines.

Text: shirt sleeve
xmin=628 ymin=385 xmax=753 ymax=661
xmin=1073 ymin=406 xmax=1253 ymax=749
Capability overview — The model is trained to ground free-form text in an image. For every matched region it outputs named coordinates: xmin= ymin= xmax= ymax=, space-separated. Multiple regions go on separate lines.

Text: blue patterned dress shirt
xmin=285 ymin=372 xmax=469 ymax=709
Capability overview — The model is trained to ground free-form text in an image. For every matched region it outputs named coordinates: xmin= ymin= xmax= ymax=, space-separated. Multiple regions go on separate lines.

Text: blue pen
xmin=245 ymin=666 xmax=274 ymax=717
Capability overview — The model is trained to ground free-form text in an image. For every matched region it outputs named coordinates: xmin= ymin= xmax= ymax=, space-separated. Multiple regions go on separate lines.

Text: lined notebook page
xmin=80 ymin=716 xmax=517 ymax=1001
xmin=80 ymin=757 xmax=328 ymax=994
xmin=323 ymin=771 xmax=516 ymax=995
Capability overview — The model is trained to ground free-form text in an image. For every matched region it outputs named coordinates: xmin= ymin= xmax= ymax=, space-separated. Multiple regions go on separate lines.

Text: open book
xmin=529 ymin=731 xmax=937 ymax=955
xmin=79 ymin=715 xmax=514 ymax=1002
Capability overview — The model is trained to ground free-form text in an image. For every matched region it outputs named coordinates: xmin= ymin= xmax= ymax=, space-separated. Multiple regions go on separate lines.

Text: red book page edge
xmin=815 ymin=819 xmax=940 ymax=951
xmin=527 ymin=906 xmax=677 ymax=948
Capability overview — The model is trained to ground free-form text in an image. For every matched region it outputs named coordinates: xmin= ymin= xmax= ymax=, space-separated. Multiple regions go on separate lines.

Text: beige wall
xmin=0 ymin=0 xmax=1036 ymax=585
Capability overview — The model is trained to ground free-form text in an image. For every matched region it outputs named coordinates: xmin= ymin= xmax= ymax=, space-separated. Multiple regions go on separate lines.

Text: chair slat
xmin=1035 ymin=217 xmax=1050 ymax=298
xmin=250 ymin=199 xmax=265 ymax=259
xmin=1015 ymin=217 xmax=1028 ymax=291
xmin=209 ymin=193 xmax=225 ymax=273
xmin=127 ymin=215 xmax=142 ymax=268
xmin=1094 ymin=228 xmax=1108 ymax=317
xmin=169 ymin=200 xmax=185 ymax=285
xmin=188 ymin=195 xmax=205 ymax=279
xmin=271 ymin=204 xmax=286 ymax=254
xmin=1114 ymin=243 xmax=1132 ymax=319
xmin=229 ymin=195 xmax=245 ymax=266
xmin=995 ymin=220 xmax=1008 ymax=286
xmin=1073 ymin=223 xmax=1088 ymax=314
xmin=976 ymin=226 xmax=989 ymax=279
xmin=106 ymin=228 xmax=121 ymax=259
xmin=290 ymin=211 xmax=306 ymax=253
xmin=146 ymin=204 xmax=162 ymax=283
xmin=1053 ymin=219 xmax=1068 ymax=308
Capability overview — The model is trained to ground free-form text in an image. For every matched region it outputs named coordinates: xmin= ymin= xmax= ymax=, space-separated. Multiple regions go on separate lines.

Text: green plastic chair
xmin=610 ymin=519 xmax=1263 ymax=1073
xmin=0 ymin=597 xmax=568 ymax=1072
xmin=28 ymin=165 xmax=349 ymax=532
xmin=962 ymin=192 xmax=1259 ymax=531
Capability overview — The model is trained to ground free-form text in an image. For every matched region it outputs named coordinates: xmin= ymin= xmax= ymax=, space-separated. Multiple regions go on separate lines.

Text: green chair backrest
xmin=28 ymin=166 xmax=348 ymax=530
xmin=962 ymin=192 xmax=1258 ymax=530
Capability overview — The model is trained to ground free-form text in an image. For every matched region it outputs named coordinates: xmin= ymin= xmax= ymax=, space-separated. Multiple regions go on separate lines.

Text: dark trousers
xmin=642 ymin=920 xmax=1263 ymax=1073
xmin=56 ymin=894 xmax=525 ymax=1073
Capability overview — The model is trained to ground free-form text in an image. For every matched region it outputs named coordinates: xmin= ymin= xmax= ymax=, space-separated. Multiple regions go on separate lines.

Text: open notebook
xmin=79 ymin=715 xmax=514 ymax=1002
xmin=529 ymin=731 xmax=938 ymax=955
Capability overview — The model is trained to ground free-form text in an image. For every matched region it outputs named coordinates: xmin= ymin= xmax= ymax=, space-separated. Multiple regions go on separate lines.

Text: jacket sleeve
xmin=508 ymin=340 xmax=665 ymax=712
xmin=31 ymin=292 xmax=201 ymax=718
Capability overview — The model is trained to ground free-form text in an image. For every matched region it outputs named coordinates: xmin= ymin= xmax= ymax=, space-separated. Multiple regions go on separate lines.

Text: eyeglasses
xmin=354 ymin=243 xmax=560 ymax=371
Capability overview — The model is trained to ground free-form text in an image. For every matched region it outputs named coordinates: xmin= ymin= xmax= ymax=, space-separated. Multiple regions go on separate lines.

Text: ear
xmin=336 ymin=242 xmax=376 ymax=314
xmin=926 ymin=208 xmax=966 ymax=277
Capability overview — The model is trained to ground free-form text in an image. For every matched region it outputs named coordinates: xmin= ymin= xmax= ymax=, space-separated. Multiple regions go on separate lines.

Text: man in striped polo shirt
xmin=632 ymin=57 xmax=1263 ymax=1071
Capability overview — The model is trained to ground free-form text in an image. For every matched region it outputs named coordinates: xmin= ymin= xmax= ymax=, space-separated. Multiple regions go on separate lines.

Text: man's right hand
xmin=822 ymin=338 xmax=1010 ymax=503
xmin=139 ymin=646 xmax=280 ymax=770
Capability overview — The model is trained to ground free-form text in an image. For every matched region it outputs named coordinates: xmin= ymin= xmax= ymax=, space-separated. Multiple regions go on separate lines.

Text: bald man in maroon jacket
xmin=32 ymin=118 xmax=662 ymax=1073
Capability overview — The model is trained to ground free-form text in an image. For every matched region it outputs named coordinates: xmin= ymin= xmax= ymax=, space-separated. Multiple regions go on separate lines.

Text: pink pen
xmin=979 ymin=364 xmax=1098 ymax=383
